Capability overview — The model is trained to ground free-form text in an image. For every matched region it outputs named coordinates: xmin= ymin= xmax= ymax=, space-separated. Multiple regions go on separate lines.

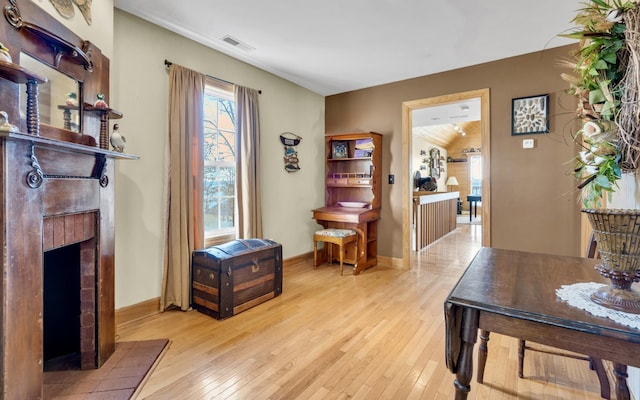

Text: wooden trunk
xmin=192 ymin=239 xmax=283 ymax=320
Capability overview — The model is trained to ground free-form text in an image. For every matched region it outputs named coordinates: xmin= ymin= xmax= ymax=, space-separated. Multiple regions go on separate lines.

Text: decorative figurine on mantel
xmin=0 ymin=111 xmax=18 ymax=132
xmin=65 ymin=92 xmax=78 ymax=107
xmin=0 ymin=42 xmax=11 ymax=63
xmin=109 ymin=123 xmax=126 ymax=152
xmin=94 ymin=93 xmax=108 ymax=108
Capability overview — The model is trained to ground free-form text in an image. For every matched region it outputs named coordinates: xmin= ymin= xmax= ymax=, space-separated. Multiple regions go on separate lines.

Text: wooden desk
xmin=444 ymin=247 xmax=640 ymax=400
xmin=466 ymin=195 xmax=481 ymax=221
xmin=312 ymin=206 xmax=380 ymax=275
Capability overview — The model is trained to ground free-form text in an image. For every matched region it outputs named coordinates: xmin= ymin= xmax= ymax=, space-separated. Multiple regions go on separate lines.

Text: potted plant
xmin=562 ymin=0 xmax=640 ymax=313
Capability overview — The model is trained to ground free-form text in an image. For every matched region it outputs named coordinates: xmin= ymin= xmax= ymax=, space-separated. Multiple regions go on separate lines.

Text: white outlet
xmin=522 ymin=139 xmax=535 ymax=149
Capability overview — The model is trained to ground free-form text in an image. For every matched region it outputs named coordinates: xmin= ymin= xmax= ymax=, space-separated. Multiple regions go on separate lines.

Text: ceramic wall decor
xmin=280 ymin=132 xmax=301 ymax=172
xmin=49 ymin=0 xmax=92 ymax=25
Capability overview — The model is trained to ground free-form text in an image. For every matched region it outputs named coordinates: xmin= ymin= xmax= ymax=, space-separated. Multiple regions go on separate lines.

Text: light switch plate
xmin=522 ymin=139 xmax=535 ymax=149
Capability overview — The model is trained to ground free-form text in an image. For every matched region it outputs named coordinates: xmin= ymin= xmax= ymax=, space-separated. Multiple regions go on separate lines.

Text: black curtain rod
xmin=164 ymin=59 xmax=262 ymax=94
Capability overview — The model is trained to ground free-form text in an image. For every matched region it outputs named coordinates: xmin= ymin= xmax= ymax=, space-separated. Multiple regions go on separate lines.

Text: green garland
xmin=562 ymin=0 xmax=637 ymax=208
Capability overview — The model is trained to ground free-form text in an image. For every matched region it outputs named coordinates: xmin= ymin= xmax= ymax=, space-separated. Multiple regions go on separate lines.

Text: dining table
xmin=466 ymin=194 xmax=481 ymax=221
xmin=444 ymin=247 xmax=640 ymax=400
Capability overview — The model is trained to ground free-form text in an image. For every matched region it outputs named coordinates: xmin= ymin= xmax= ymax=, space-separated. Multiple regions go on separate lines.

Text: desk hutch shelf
xmin=312 ymin=132 xmax=382 ymax=274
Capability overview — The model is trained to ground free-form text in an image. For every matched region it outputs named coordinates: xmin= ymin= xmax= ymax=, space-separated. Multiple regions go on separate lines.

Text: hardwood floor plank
xmin=118 ymin=224 xmax=611 ymax=399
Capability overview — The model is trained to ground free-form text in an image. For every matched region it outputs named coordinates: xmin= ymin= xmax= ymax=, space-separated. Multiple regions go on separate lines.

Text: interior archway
xmin=401 ymin=89 xmax=491 ymax=268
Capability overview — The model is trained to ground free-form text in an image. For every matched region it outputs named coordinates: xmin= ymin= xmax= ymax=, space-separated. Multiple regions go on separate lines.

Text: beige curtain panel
xmin=235 ymin=85 xmax=263 ymax=239
xmin=161 ymin=64 xmax=205 ymax=311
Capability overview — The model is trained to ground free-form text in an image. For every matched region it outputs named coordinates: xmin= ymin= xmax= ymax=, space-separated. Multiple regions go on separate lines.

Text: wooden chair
xmin=517 ymin=233 xmax=610 ymax=399
xmin=313 ymin=228 xmax=357 ymax=276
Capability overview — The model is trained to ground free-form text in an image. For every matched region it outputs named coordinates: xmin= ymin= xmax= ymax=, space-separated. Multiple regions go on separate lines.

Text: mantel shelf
xmin=84 ymin=103 xmax=123 ymax=119
xmin=0 ymin=60 xmax=46 ymax=84
xmin=57 ymin=104 xmax=79 ymax=111
xmin=0 ymin=131 xmax=138 ymax=160
xmin=328 ymin=157 xmax=372 ymax=162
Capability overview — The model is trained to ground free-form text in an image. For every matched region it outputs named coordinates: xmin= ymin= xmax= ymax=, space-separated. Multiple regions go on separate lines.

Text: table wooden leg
xmin=469 ymin=200 xmax=472 ymax=222
xmin=477 ymin=330 xmax=490 ymax=384
xmin=614 ymin=363 xmax=630 ymax=400
xmin=453 ymin=308 xmax=479 ymax=400
xmin=518 ymin=339 xmax=525 ymax=379
xmin=589 ymin=357 xmax=610 ymax=400
xmin=313 ymin=240 xmax=318 ymax=268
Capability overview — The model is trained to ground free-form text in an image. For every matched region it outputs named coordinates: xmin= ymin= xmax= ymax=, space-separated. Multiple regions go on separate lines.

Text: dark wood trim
xmin=116 ymin=297 xmax=161 ymax=329
xmin=283 ymin=252 xmax=312 ymax=268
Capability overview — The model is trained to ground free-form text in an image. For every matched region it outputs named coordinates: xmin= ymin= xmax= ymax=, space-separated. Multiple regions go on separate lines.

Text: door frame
xmin=401 ymin=88 xmax=491 ymax=267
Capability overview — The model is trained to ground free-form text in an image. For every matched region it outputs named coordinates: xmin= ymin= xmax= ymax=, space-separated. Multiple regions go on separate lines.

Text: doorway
xmin=401 ymin=89 xmax=491 ymax=268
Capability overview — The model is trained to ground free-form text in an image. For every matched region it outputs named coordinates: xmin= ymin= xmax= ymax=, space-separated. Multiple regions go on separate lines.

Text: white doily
xmin=555 ymin=282 xmax=640 ymax=330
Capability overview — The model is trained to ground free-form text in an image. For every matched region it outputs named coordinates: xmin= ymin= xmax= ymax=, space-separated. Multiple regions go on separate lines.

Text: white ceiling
xmin=412 ymin=98 xmax=480 ymax=147
xmin=113 ymin=0 xmax=580 ymax=97
xmin=412 ymin=98 xmax=481 ymax=127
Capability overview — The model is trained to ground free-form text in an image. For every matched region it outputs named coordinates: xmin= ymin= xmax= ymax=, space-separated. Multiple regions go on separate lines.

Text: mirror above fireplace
xmin=19 ymin=52 xmax=81 ymax=132
xmin=0 ymin=0 xmax=115 ymax=148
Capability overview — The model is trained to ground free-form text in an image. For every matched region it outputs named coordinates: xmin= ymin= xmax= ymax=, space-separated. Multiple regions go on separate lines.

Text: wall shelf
xmin=0 ymin=59 xmax=46 ymax=83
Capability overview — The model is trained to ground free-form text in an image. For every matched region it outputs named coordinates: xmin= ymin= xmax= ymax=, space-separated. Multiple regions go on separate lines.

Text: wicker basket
xmin=583 ymin=209 xmax=640 ymax=274
xmin=582 ymin=209 xmax=640 ymax=313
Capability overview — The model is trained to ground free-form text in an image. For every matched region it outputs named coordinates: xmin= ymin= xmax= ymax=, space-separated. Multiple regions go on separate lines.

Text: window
xmin=470 ymin=155 xmax=482 ymax=195
xmin=203 ymin=78 xmax=236 ymax=245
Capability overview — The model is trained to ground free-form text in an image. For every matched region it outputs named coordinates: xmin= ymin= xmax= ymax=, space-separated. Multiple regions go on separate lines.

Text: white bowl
xmin=338 ymin=201 xmax=368 ymax=208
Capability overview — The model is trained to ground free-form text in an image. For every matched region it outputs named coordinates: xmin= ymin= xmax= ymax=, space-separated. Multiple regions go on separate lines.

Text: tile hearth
xmin=43 ymin=339 xmax=169 ymax=400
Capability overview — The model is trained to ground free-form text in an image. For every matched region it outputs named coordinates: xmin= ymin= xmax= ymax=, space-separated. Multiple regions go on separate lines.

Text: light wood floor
xmin=118 ymin=225 xmax=610 ymax=399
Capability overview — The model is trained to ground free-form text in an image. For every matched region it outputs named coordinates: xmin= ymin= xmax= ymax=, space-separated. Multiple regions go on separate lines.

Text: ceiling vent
xmin=221 ymin=35 xmax=255 ymax=52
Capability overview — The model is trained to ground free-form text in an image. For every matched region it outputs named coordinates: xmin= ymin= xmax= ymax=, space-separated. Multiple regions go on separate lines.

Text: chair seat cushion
xmin=315 ymin=228 xmax=356 ymax=238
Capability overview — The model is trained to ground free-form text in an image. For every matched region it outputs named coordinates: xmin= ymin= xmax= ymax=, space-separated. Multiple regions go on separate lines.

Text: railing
xmin=413 ymin=193 xmax=458 ymax=250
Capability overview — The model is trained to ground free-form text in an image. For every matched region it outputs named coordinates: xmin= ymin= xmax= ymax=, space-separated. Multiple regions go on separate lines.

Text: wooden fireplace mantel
xmin=0 ymin=132 xmax=136 ymax=399
xmin=0 ymin=1 xmax=138 ymax=398
xmin=0 ymin=130 xmax=138 ymax=159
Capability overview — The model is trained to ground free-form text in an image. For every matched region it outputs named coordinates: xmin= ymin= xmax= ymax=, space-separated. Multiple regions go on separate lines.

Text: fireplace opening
xmin=43 ymin=243 xmax=81 ymax=371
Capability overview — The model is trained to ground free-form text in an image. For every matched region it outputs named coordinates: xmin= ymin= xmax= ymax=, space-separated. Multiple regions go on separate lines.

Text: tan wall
xmin=326 ymin=45 xmax=582 ymax=259
xmin=112 ymin=10 xmax=325 ymax=308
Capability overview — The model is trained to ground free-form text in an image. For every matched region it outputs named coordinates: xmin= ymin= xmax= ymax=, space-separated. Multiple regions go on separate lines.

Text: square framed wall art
xmin=511 ymin=94 xmax=549 ymax=135
xmin=331 ymin=141 xmax=349 ymax=159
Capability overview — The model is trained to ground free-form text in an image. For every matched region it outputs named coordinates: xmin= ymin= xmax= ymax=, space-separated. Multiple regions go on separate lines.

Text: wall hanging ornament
xmin=280 ymin=132 xmax=302 ymax=173
xmin=49 ymin=0 xmax=92 ymax=25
